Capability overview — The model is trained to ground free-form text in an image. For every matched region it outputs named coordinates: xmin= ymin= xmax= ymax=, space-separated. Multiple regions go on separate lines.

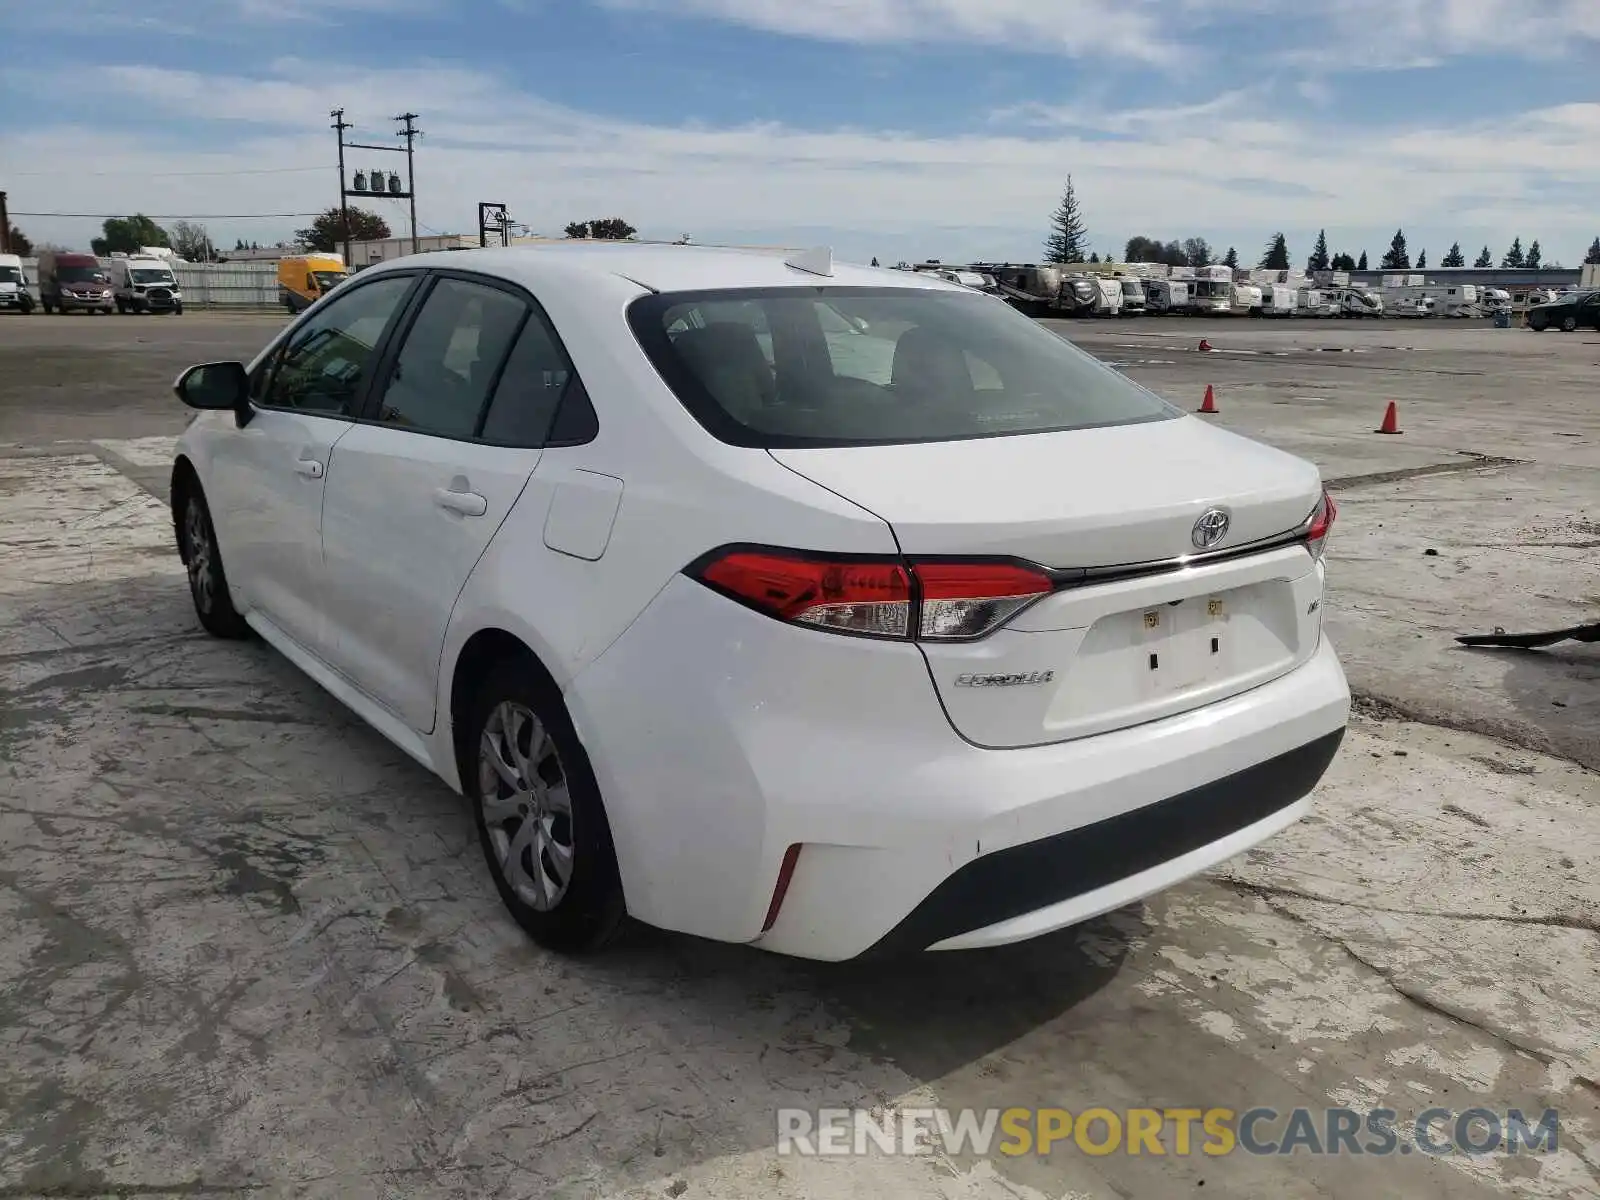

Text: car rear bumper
xmin=566 ymin=574 xmax=1350 ymax=961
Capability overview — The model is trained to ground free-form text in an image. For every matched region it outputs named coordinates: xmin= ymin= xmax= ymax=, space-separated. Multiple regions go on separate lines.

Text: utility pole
xmin=0 ymin=192 xmax=9 ymax=253
xmin=330 ymin=108 xmax=352 ymax=263
xmin=395 ymin=113 xmax=421 ymax=255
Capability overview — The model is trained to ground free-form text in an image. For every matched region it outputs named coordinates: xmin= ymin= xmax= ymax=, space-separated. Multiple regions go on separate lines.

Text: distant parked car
xmin=1527 ymin=289 xmax=1600 ymax=332
xmin=0 ymin=253 xmax=34 ymax=314
xmin=38 ymin=250 xmax=114 ymax=314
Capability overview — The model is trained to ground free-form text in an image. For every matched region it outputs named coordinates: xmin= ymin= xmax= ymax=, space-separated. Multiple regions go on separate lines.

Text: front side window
xmin=628 ymin=286 xmax=1178 ymax=448
xmin=373 ymin=277 xmax=527 ymax=438
xmin=260 ymin=275 xmax=413 ymax=416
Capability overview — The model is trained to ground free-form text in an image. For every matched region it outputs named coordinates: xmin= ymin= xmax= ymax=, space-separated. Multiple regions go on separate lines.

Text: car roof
xmin=355 ymin=242 xmax=959 ymax=296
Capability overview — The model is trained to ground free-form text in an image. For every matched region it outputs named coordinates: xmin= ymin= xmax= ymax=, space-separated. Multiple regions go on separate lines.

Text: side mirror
xmin=175 ymin=361 xmax=248 ymax=411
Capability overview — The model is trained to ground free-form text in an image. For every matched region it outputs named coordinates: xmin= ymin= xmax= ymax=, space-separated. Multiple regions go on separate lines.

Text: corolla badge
xmin=1191 ymin=508 xmax=1231 ymax=550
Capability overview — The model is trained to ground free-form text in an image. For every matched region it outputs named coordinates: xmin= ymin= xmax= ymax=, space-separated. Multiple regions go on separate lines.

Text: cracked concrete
xmin=1 ymin=315 xmax=1597 ymax=1198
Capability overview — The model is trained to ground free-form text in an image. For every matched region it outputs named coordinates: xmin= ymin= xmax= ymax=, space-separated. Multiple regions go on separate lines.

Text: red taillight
xmin=1305 ymin=490 xmax=1337 ymax=559
xmin=691 ymin=548 xmax=1051 ymax=641
xmin=912 ymin=560 xmax=1053 ymax=640
xmin=698 ymin=550 xmax=912 ymax=637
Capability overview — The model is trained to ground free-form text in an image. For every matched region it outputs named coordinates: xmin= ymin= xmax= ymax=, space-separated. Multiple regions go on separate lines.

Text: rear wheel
xmin=178 ymin=484 xmax=250 ymax=639
xmin=1560 ymin=314 xmax=1578 ymax=332
xmin=466 ymin=663 xmax=626 ymax=955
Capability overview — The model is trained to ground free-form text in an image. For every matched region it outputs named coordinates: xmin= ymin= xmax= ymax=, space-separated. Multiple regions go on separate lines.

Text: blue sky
xmin=4 ymin=0 xmax=1599 ymax=267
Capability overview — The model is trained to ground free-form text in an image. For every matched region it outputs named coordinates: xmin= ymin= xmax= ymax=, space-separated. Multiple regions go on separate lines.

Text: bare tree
xmin=170 ymin=221 xmax=212 ymax=262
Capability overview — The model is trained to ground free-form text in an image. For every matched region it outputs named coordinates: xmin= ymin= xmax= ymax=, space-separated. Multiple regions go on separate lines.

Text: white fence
xmin=18 ymin=258 xmax=281 ymax=310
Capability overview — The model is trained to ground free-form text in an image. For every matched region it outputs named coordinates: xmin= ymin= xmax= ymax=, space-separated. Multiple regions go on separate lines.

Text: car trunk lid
xmin=770 ymin=417 xmax=1328 ymax=747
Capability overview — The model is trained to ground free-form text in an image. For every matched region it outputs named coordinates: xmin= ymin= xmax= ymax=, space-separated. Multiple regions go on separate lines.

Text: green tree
xmin=1416 ymin=249 xmax=1427 ymax=269
xmin=1043 ymin=174 xmax=1088 ymax=264
xmin=564 ymin=218 xmax=637 ymax=240
xmin=1379 ymin=228 xmax=1410 ymax=270
xmin=1501 ymin=237 xmax=1524 ymax=268
xmin=1222 ymin=246 xmax=1239 ymax=268
xmin=1357 ymin=251 xmax=1369 ymax=270
xmin=1088 ymin=251 xmax=1101 ymax=263
xmin=1330 ymin=252 xmax=1357 ymax=272
xmin=1307 ymin=229 xmax=1330 ymax=272
xmin=294 ymin=206 xmax=391 ymax=253
xmin=1474 ymin=245 xmax=1493 ymax=268
xmin=169 ymin=221 xmax=212 ymax=262
xmin=4 ymin=225 xmax=32 ymax=256
xmin=1182 ymin=237 xmax=1212 ymax=268
xmin=90 ymin=214 xmax=171 ymax=256
xmin=1524 ymin=240 xmax=1542 ymax=269
xmin=1584 ymin=237 xmax=1600 ymax=265
xmin=1258 ymin=232 xmax=1290 ymax=270
xmin=1442 ymin=242 xmax=1465 ymax=267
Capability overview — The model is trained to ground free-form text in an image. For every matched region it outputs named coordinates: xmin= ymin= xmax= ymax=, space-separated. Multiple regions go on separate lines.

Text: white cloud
xmin=598 ymin=0 xmax=1180 ymax=63
xmin=5 ymin=61 xmax=1598 ymax=265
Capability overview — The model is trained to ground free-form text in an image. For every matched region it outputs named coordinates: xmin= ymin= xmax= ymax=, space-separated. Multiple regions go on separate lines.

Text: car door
xmin=204 ymin=272 xmax=419 ymax=656
xmin=318 ymin=272 xmax=578 ymax=732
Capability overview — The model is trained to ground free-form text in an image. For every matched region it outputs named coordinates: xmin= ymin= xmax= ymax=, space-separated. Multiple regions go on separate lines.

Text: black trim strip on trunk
xmin=862 ymin=728 xmax=1345 ymax=957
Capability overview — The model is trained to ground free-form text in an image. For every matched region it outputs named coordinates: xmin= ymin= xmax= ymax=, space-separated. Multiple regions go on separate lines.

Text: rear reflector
xmin=762 ymin=844 xmax=803 ymax=933
xmin=691 ymin=548 xmax=1051 ymax=641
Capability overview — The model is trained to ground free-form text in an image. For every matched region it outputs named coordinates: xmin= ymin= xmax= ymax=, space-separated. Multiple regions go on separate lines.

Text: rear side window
xmin=627 ymin=286 xmax=1178 ymax=448
xmin=374 ymin=277 xmax=526 ymax=438
xmin=479 ymin=310 xmax=582 ymax=447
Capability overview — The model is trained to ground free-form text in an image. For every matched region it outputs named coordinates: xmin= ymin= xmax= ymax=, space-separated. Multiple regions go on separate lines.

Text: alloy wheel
xmin=478 ymin=701 xmax=575 ymax=911
xmin=184 ymin=498 xmax=214 ymax=613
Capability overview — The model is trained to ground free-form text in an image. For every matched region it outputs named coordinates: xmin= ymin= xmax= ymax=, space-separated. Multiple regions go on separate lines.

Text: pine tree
xmin=1380 ymin=228 xmax=1410 ymax=270
xmin=1307 ymin=229 xmax=1330 ymax=272
xmin=1357 ymin=251 xmax=1369 ymax=270
xmin=1259 ymin=232 xmax=1290 ymax=270
xmin=1524 ymin=240 xmax=1542 ymax=269
xmin=1088 ymin=251 xmax=1101 ymax=263
xmin=1330 ymin=252 xmax=1356 ymax=272
xmin=1222 ymin=246 xmax=1239 ymax=268
xmin=1585 ymin=237 xmax=1600 ymax=266
xmin=1442 ymin=242 xmax=1465 ymax=267
xmin=1474 ymin=246 xmax=1493 ymax=268
xmin=1043 ymin=175 xmax=1088 ymax=264
xmin=870 ymin=257 xmax=880 ymax=267
xmin=1416 ymin=250 xmax=1427 ymax=269
xmin=1501 ymin=237 xmax=1524 ymax=268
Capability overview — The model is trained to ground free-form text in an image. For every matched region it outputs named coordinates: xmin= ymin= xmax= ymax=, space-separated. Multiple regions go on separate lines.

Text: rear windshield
xmin=627 ymin=286 xmax=1178 ymax=448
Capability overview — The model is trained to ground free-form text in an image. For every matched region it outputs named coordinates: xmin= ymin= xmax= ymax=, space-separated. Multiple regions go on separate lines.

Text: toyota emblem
xmin=1192 ymin=508 xmax=1231 ymax=550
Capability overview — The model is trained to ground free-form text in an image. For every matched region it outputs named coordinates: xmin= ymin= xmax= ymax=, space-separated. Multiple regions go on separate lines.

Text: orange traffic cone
xmin=1198 ymin=338 xmax=1213 ymax=352
xmin=1198 ymin=384 xmax=1218 ymax=414
xmin=1375 ymin=401 xmax=1402 ymax=434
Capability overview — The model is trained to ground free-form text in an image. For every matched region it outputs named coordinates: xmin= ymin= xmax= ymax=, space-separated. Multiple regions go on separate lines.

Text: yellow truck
xmin=277 ymin=254 xmax=349 ymax=313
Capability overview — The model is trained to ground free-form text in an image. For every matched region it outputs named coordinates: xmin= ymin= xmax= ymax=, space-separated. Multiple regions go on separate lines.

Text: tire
xmin=466 ymin=662 xmax=626 ymax=954
xmin=1560 ymin=314 xmax=1577 ymax=332
xmin=173 ymin=303 xmax=184 ymax=315
xmin=1530 ymin=313 xmax=1548 ymax=332
xmin=177 ymin=483 xmax=250 ymax=639
xmin=41 ymin=299 xmax=53 ymax=315
xmin=115 ymin=298 xmax=128 ymax=314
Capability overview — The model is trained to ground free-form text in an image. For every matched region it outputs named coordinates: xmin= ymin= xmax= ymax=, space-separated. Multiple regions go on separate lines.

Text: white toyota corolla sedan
xmin=170 ymin=243 xmax=1349 ymax=961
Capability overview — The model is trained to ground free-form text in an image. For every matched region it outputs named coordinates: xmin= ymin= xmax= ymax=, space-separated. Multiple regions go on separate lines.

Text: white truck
xmin=108 ymin=255 xmax=184 ymax=314
xmin=0 ymin=253 xmax=34 ymax=314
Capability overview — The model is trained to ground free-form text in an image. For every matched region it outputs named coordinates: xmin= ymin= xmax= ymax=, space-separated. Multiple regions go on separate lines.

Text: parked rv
xmin=0 ymin=253 xmax=34 ymax=314
xmin=980 ymin=264 xmax=1097 ymax=316
xmin=1339 ymin=287 xmax=1385 ymax=318
xmin=109 ymin=256 xmax=184 ymax=314
xmin=38 ymin=251 xmax=114 ymax=314
xmin=1117 ymin=277 xmax=1146 ymax=315
xmin=1230 ymin=282 xmax=1263 ymax=315
xmin=1258 ymin=285 xmax=1296 ymax=318
xmin=277 ymin=253 xmax=349 ymax=313
xmin=1296 ymin=288 xmax=1336 ymax=318
xmin=1142 ymin=278 xmax=1189 ymax=314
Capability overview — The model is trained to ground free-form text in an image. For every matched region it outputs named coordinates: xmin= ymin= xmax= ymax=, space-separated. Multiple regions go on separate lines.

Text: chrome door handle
xmin=434 ymin=488 xmax=487 ymax=517
xmin=294 ymin=458 xmax=324 ymax=478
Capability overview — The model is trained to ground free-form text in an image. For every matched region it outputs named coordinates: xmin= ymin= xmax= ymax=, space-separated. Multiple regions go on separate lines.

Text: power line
xmin=7 ymin=166 xmax=330 ymax=179
xmin=14 ymin=211 xmax=321 ymax=219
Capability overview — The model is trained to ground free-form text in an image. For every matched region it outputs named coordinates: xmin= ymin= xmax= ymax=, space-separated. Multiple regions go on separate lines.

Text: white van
xmin=109 ymin=256 xmax=184 ymax=314
xmin=0 ymin=253 xmax=33 ymax=314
